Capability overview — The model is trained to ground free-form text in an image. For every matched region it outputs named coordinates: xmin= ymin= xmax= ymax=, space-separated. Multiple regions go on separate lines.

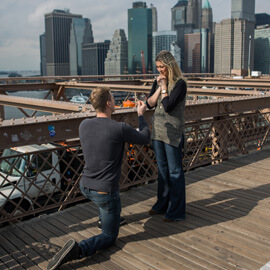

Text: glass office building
xmin=254 ymin=25 xmax=270 ymax=74
xmin=202 ymin=0 xmax=213 ymax=33
xmin=128 ymin=2 xmax=152 ymax=74
xmin=152 ymin=31 xmax=177 ymax=72
xmin=171 ymin=0 xmax=194 ymax=69
xmin=70 ymin=18 xmax=94 ymax=75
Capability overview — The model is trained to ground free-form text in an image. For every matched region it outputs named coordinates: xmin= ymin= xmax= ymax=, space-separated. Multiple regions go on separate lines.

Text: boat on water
xmin=122 ymin=100 xmax=135 ymax=108
xmin=70 ymin=93 xmax=89 ymax=103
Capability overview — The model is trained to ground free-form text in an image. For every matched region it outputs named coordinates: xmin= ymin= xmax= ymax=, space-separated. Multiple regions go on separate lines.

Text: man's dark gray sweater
xmin=79 ymin=115 xmax=150 ymax=193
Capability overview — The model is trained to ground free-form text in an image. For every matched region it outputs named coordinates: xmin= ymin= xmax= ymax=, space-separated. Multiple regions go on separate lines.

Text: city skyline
xmin=0 ymin=0 xmax=269 ymax=71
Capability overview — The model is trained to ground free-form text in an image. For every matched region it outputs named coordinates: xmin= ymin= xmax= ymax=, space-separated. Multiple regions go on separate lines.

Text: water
xmin=0 ymin=70 xmax=40 ymax=78
xmin=0 ymin=70 xmax=130 ymax=119
xmin=0 ymin=71 xmax=48 ymax=119
xmin=4 ymin=90 xmax=52 ymax=120
xmin=3 ymin=88 xmax=94 ymax=120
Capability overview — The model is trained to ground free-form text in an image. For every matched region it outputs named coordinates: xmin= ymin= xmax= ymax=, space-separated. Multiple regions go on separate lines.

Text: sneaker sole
xmin=47 ymin=239 xmax=75 ymax=270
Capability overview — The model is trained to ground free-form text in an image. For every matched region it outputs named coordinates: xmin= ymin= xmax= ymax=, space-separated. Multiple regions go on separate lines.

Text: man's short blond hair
xmin=90 ymin=87 xmax=111 ymax=112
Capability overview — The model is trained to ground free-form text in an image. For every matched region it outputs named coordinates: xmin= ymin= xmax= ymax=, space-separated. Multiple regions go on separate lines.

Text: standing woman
xmin=146 ymin=50 xmax=187 ymax=222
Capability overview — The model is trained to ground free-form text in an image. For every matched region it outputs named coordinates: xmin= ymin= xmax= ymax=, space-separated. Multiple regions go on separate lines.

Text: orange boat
xmin=122 ymin=100 xmax=135 ymax=108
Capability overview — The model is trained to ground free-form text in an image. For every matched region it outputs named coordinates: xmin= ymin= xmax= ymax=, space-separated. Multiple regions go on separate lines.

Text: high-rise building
xmin=201 ymin=0 xmax=214 ymax=73
xmin=255 ymin=13 xmax=270 ymax=28
xmin=254 ymin=25 xmax=270 ymax=74
xmin=201 ymin=29 xmax=214 ymax=73
xmin=82 ymin=41 xmax=110 ymax=76
xmin=202 ymin=0 xmax=213 ymax=33
xmin=214 ymin=19 xmax=234 ymax=74
xmin=39 ymin=33 xmax=46 ymax=76
xmin=231 ymin=0 xmax=255 ymax=22
xmin=45 ymin=9 xmax=82 ymax=76
xmin=128 ymin=2 xmax=152 ymax=74
xmin=214 ymin=19 xmax=255 ymax=74
xmin=171 ymin=0 xmax=194 ymax=68
xmin=171 ymin=42 xmax=181 ymax=69
xmin=105 ymin=29 xmax=128 ymax=76
xmin=152 ymin=31 xmax=177 ymax=72
xmin=184 ymin=28 xmax=213 ymax=73
xmin=233 ymin=20 xmax=254 ymax=71
xmin=184 ymin=32 xmax=201 ymax=73
xmin=69 ymin=18 xmax=94 ymax=75
xmin=171 ymin=0 xmax=188 ymax=29
xmin=187 ymin=0 xmax=202 ymax=29
xmin=151 ymin=4 xmax=158 ymax=32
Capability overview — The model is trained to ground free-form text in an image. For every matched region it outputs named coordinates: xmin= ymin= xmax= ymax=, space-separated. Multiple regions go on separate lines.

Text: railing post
xmin=211 ymin=116 xmax=228 ymax=164
xmin=0 ymin=104 xmax=4 ymax=122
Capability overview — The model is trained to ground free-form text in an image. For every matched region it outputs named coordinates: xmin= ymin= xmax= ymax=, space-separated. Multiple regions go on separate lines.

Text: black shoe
xmin=47 ymin=239 xmax=80 ymax=270
xmin=149 ymin=209 xmax=158 ymax=215
xmin=98 ymin=217 xmax=127 ymax=230
xmin=149 ymin=209 xmax=164 ymax=215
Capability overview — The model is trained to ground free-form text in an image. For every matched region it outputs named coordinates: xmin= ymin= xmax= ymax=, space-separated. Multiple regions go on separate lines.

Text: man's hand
xmin=137 ymin=100 xmax=147 ymax=116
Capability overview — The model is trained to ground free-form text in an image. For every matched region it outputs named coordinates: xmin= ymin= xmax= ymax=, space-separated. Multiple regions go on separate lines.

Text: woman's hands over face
xmin=157 ymin=75 xmax=167 ymax=88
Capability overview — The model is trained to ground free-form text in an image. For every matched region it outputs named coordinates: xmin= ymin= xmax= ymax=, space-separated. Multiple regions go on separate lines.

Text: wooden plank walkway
xmin=0 ymin=148 xmax=269 ymax=270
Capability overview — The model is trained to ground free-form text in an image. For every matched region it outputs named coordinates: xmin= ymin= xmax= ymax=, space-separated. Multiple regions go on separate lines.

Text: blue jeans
xmin=79 ymin=185 xmax=121 ymax=257
xmin=151 ymin=139 xmax=186 ymax=220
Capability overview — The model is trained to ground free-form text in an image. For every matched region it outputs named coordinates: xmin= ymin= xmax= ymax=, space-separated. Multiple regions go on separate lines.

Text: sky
xmin=0 ymin=0 xmax=269 ymax=71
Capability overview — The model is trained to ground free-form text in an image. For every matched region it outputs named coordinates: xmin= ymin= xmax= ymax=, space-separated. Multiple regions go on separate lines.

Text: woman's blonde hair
xmin=155 ymin=50 xmax=185 ymax=86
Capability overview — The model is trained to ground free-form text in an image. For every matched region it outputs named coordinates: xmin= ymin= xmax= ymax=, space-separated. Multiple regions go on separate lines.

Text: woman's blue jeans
xmin=79 ymin=185 xmax=121 ymax=257
xmin=152 ymin=139 xmax=186 ymax=220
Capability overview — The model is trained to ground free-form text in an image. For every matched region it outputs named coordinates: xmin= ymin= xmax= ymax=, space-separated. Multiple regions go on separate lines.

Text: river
xmin=0 ymin=71 xmax=130 ymax=119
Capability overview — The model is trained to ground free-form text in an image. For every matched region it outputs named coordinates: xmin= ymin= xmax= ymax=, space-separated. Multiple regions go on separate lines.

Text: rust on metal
xmin=0 ymin=94 xmax=93 ymax=113
xmin=0 ymin=75 xmax=269 ymax=226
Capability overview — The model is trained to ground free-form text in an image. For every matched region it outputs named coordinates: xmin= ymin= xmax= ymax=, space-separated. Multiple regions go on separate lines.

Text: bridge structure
xmin=0 ymin=74 xmax=269 ymax=226
xmin=0 ymin=74 xmax=269 ymax=269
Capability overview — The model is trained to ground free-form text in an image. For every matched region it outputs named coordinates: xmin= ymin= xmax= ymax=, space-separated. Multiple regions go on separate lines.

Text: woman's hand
xmin=157 ymin=75 xmax=167 ymax=88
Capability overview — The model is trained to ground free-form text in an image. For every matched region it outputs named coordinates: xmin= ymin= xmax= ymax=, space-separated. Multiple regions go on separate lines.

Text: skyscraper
xmin=187 ymin=0 xmax=202 ymax=29
xmin=254 ymin=25 xmax=270 ymax=74
xmin=202 ymin=0 xmax=213 ymax=33
xmin=82 ymin=41 xmax=110 ymax=76
xmin=45 ymin=9 xmax=82 ymax=76
xmin=171 ymin=0 xmax=188 ymax=29
xmin=105 ymin=29 xmax=128 ymax=76
xmin=152 ymin=31 xmax=177 ymax=72
xmin=214 ymin=19 xmax=234 ymax=74
xmin=214 ymin=19 xmax=255 ymax=74
xmin=171 ymin=42 xmax=181 ymax=68
xmin=255 ymin=13 xmax=270 ymax=28
xmin=201 ymin=29 xmax=214 ymax=73
xmin=233 ymin=20 xmax=254 ymax=71
xmin=39 ymin=33 xmax=46 ymax=76
xmin=151 ymin=4 xmax=158 ymax=32
xmin=69 ymin=18 xmax=94 ymax=75
xmin=128 ymin=2 xmax=152 ymax=74
xmin=171 ymin=0 xmax=194 ymax=68
xmin=184 ymin=29 xmax=213 ymax=73
xmin=184 ymin=32 xmax=201 ymax=73
xmin=231 ymin=0 xmax=255 ymax=22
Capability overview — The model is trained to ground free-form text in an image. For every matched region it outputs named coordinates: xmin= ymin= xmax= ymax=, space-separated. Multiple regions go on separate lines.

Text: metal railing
xmin=0 ymin=75 xmax=269 ymax=226
xmin=0 ymin=104 xmax=269 ymax=226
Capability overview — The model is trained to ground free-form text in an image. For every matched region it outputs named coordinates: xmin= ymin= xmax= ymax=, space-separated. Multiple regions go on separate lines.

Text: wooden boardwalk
xmin=0 ymin=148 xmax=270 ymax=270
